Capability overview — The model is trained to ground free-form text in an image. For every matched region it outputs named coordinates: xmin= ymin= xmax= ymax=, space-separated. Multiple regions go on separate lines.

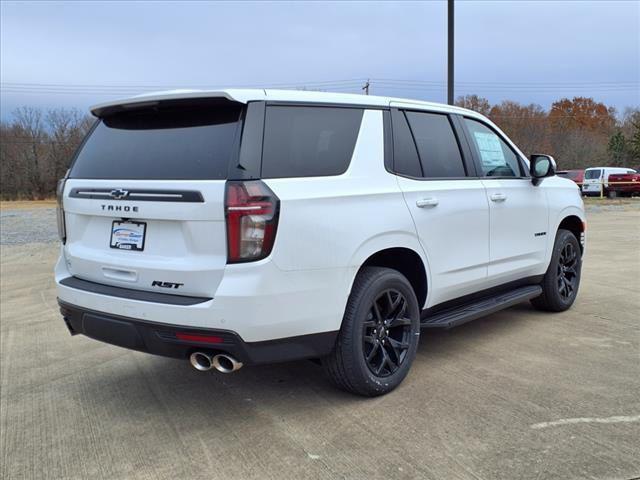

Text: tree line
xmin=1 ymin=96 xmax=639 ymax=200
xmin=1 ymin=107 xmax=93 ymax=200
xmin=455 ymin=95 xmax=640 ymax=171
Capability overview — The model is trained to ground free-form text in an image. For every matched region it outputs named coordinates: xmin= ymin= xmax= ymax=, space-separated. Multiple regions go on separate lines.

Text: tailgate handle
xmin=102 ymin=267 xmax=138 ymax=283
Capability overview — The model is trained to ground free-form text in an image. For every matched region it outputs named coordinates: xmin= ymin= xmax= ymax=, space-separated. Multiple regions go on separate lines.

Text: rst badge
xmin=151 ymin=280 xmax=184 ymax=289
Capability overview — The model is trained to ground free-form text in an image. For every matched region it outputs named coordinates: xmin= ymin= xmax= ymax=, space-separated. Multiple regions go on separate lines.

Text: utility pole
xmin=447 ymin=0 xmax=454 ymax=105
xmin=362 ymin=79 xmax=370 ymax=95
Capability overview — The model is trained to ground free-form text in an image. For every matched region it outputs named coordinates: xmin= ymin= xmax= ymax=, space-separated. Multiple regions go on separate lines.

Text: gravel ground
xmin=1 ymin=207 xmax=638 ymax=480
xmin=0 ymin=208 xmax=58 ymax=245
xmin=1 ymin=199 xmax=638 ymax=246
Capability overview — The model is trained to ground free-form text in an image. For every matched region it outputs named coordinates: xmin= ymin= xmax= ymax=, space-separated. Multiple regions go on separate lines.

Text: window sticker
xmin=474 ymin=132 xmax=505 ymax=168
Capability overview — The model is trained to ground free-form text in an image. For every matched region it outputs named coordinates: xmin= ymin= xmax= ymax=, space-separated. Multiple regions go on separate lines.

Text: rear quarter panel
xmin=264 ymin=109 xmax=426 ymax=309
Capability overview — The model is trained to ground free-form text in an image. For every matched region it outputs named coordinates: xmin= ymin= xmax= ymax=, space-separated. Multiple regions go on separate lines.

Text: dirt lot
xmin=1 ymin=203 xmax=639 ymax=480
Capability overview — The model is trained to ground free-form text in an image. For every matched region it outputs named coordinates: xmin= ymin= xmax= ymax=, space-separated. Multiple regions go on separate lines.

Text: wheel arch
xmin=355 ymin=247 xmax=428 ymax=309
xmin=557 ymin=213 xmax=585 ymax=253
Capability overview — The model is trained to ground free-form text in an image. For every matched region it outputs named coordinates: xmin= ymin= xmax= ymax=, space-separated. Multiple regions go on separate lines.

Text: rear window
xmin=70 ymin=103 xmax=242 ymax=180
xmin=405 ymin=111 xmax=466 ymax=178
xmin=585 ymin=169 xmax=602 ymax=179
xmin=261 ymin=106 xmax=364 ymax=178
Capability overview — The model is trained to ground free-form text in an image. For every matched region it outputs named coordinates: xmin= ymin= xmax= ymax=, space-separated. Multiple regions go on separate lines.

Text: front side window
xmin=463 ymin=118 xmax=523 ymax=178
xmin=405 ymin=111 xmax=466 ymax=178
xmin=261 ymin=106 xmax=363 ymax=178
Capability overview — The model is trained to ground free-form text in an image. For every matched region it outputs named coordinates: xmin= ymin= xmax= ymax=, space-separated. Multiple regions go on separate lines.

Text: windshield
xmin=585 ymin=169 xmax=602 ymax=179
xmin=70 ymin=102 xmax=243 ymax=180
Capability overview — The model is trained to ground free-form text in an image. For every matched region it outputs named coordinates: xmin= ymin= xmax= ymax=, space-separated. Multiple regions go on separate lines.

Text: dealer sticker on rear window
xmin=110 ymin=221 xmax=146 ymax=251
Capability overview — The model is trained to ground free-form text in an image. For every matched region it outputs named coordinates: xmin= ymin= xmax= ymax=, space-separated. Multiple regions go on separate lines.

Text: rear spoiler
xmin=90 ymin=89 xmax=267 ymax=118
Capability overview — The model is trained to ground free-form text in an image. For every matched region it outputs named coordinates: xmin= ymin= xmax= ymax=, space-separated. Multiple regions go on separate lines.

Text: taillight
xmin=56 ymin=176 xmax=67 ymax=244
xmin=225 ymin=180 xmax=279 ymax=263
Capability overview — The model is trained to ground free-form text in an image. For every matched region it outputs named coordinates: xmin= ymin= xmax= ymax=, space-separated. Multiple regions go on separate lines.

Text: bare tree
xmin=455 ymin=94 xmax=491 ymax=116
xmin=1 ymin=107 xmax=92 ymax=200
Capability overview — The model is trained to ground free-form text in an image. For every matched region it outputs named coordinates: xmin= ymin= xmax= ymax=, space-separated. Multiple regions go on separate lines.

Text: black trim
xmin=421 ymin=285 xmax=543 ymax=329
xmin=69 ymin=188 xmax=204 ymax=202
xmin=422 ymin=275 xmax=544 ymax=317
xmin=264 ymin=100 xmax=389 ymax=110
xmin=451 ymin=114 xmax=479 ymax=177
xmin=59 ymin=276 xmax=211 ymax=306
xmin=229 ymin=101 xmax=265 ymax=180
xmin=58 ymin=300 xmax=338 ymax=365
xmin=383 ymin=110 xmax=393 ymax=173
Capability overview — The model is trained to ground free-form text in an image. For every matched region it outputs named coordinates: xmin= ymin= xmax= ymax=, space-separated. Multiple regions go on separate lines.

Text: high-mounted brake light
xmin=225 ymin=180 xmax=280 ymax=263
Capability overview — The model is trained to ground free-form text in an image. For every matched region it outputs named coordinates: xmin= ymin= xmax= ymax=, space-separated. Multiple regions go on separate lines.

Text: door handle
xmin=490 ymin=193 xmax=507 ymax=202
xmin=416 ymin=197 xmax=439 ymax=208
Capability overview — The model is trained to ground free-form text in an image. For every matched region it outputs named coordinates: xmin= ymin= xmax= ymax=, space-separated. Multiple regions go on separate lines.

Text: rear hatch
xmin=61 ymin=98 xmax=244 ymax=299
xmin=582 ymin=169 xmax=602 ymax=193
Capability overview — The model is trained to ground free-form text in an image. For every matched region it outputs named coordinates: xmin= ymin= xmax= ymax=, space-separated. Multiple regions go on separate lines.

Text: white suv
xmin=56 ymin=89 xmax=585 ymax=396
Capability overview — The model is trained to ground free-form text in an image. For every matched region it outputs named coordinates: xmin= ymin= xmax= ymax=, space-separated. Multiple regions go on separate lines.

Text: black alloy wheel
xmin=531 ymin=229 xmax=582 ymax=312
xmin=362 ymin=289 xmax=412 ymax=377
xmin=323 ymin=267 xmax=420 ymax=396
xmin=557 ymin=242 xmax=578 ymax=302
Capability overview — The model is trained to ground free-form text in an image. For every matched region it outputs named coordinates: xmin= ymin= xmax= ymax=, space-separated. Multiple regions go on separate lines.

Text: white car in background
xmin=582 ymin=166 xmax=637 ymax=197
xmin=55 ymin=89 xmax=586 ymax=396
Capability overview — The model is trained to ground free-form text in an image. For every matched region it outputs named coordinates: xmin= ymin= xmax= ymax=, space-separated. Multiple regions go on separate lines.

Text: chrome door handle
xmin=416 ymin=197 xmax=439 ymax=208
xmin=490 ymin=193 xmax=507 ymax=202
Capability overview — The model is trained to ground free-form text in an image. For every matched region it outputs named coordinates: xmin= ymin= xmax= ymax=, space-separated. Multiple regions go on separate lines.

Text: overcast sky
xmin=1 ymin=0 xmax=638 ymax=119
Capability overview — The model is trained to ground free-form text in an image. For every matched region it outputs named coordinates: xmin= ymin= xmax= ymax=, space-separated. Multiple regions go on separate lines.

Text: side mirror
xmin=529 ymin=154 xmax=556 ymax=186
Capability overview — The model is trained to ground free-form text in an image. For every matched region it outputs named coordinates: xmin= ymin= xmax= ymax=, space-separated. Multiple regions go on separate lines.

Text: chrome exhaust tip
xmin=189 ymin=351 xmax=213 ymax=371
xmin=211 ymin=354 xmax=243 ymax=373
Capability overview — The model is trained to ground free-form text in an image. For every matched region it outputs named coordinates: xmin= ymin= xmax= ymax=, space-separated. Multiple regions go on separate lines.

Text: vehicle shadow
xmin=78 ymin=302 xmax=545 ymax=425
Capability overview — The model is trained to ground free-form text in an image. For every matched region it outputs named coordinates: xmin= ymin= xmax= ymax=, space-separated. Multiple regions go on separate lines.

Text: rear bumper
xmin=56 ymin=251 xmax=351 ymax=342
xmin=59 ymin=299 xmax=337 ymax=365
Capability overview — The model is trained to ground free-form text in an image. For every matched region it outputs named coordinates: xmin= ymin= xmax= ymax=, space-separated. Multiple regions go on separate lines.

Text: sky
xmin=1 ymin=0 xmax=639 ymax=120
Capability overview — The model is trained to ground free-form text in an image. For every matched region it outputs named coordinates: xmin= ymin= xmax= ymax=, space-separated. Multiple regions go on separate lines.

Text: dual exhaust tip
xmin=189 ymin=351 xmax=243 ymax=373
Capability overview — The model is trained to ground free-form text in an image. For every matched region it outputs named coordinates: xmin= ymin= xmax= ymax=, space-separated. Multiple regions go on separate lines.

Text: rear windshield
xmin=585 ymin=169 xmax=602 ymax=179
xmin=70 ymin=103 xmax=242 ymax=180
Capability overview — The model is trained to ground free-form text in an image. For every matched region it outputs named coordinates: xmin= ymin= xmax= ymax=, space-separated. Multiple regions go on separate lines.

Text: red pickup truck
xmin=557 ymin=169 xmax=585 ymax=185
xmin=607 ymin=172 xmax=640 ymax=198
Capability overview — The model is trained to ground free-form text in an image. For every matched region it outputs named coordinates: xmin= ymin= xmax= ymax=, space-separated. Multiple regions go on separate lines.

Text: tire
xmin=322 ymin=267 xmax=421 ymax=397
xmin=608 ymin=190 xmax=618 ymax=199
xmin=531 ymin=229 xmax=582 ymax=312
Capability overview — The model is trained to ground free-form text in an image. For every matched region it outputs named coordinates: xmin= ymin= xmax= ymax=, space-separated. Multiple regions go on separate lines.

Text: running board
xmin=421 ymin=285 xmax=543 ymax=329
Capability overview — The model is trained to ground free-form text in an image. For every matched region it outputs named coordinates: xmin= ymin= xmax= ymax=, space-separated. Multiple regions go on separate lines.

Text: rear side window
xmin=585 ymin=169 xmax=601 ymax=179
xmin=261 ymin=106 xmax=363 ymax=178
xmin=391 ymin=109 xmax=423 ymax=177
xmin=70 ymin=103 xmax=242 ymax=180
xmin=405 ymin=111 xmax=466 ymax=178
